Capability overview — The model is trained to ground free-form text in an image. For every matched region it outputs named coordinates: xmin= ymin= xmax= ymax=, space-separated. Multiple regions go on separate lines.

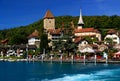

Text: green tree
xmin=1 ymin=15 xmax=120 ymax=45
xmin=40 ymin=33 xmax=48 ymax=53
xmin=9 ymin=34 xmax=27 ymax=45
xmin=84 ymin=36 xmax=93 ymax=44
xmin=83 ymin=36 xmax=98 ymax=44
xmin=104 ymin=38 xmax=114 ymax=45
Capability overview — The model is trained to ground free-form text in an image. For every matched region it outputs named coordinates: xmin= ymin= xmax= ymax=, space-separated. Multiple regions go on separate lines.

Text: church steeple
xmin=78 ymin=9 xmax=84 ymax=29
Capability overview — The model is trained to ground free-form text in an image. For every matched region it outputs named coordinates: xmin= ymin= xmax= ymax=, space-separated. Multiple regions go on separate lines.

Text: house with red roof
xmin=104 ymin=29 xmax=120 ymax=44
xmin=43 ymin=9 xmax=102 ymax=52
xmin=74 ymin=9 xmax=101 ymax=42
xmin=72 ymin=10 xmax=101 ymax=52
xmin=1 ymin=39 xmax=9 ymax=45
xmin=28 ymin=30 xmax=40 ymax=48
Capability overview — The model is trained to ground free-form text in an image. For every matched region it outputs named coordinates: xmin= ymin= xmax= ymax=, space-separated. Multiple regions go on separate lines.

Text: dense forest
xmin=0 ymin=15 xmax=120 ymax=45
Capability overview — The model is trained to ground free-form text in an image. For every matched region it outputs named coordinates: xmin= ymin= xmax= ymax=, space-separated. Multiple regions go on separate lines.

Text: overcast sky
xmin=0 ymin=0 xmax=120 ymax=30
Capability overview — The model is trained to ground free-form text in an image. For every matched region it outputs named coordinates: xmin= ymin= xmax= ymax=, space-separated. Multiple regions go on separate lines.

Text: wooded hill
xmin=0 ymin=15 xmax=120 ymax=45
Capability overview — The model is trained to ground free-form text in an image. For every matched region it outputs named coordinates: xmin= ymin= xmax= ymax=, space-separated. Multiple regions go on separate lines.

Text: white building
xmin=104 ymin=29 xmax=120 ymax=44
xmin=73 ymin=9 xmax=102 ymax=52
xmin=28 ymin=30 xmax=40 ymax=48
xmin=74 ymin=9 xmax=101 ymax=42
xmin=43 ymin=9 xmax=102 ymax=50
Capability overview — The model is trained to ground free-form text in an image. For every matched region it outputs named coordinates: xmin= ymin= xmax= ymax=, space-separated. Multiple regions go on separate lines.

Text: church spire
xmin=78 ymin=9 xmax=84 ymax=29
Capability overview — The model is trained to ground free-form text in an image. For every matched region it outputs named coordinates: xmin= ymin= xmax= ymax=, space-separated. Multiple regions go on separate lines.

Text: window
xmin=113 ymin=37 xmax=117 ymax=39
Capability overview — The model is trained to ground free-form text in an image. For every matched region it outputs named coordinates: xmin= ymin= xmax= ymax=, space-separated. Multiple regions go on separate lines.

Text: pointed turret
xmin=44 ymin=10 xmax=54 ymax=18
xmin=78 ymin=9 xmax=84 ymax=29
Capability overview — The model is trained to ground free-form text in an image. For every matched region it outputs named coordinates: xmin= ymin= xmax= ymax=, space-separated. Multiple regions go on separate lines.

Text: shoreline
xmin=37 ymin=59 xmax=120 ymax=64
xmin=1 ymin=58 xmax=120 ymax=64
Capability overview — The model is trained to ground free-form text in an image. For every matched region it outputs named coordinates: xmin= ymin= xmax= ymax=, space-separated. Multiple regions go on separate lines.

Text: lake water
xmin=0 ymin=61 xmax=120 ymax=81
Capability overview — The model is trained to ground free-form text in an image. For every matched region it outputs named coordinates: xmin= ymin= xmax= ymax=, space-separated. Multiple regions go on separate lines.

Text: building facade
xmin=28 ymin=30 xmax=40 ymax=48
xmin=74 ymin=10 xmax=101 ymax=42
xmin=44 ymin=10 xmax=55 ymax=31
xmin=104 ymin=29 xmax=120 ymax=44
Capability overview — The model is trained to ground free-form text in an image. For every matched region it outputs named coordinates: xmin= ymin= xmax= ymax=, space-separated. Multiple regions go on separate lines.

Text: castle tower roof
xmin=44 ymin=10 xmax=54 ymax=18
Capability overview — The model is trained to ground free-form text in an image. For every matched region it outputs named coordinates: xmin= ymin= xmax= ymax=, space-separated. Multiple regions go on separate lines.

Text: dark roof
xmin=28 ymin=45 xmax=37 ymax=49
xmin=13 ymin=45 xmax=26 ymax=49
xmin=90 ymin=44 xmax=98 ymax=49
xmin=13 ymin=45 xmax=37 ymax=49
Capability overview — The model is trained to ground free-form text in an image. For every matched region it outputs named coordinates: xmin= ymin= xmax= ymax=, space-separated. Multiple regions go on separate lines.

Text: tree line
xmin=0 ymin=15 xmax=120 ymax=45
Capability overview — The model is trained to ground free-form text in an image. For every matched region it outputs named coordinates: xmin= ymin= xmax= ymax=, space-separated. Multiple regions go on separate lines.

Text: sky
xmin=0 ymin=0 xmax=120 ymax=30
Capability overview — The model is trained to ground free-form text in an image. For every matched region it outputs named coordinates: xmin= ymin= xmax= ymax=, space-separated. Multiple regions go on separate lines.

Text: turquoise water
xmin=0 ymin=62 xmax=120 ymax=81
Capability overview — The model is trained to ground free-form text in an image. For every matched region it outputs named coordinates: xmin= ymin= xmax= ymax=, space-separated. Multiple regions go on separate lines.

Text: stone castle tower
xmin=44 ymin=10 xmax=55 ymax=31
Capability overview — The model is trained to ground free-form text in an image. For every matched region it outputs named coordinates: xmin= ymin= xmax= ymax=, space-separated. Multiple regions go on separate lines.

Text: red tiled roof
xmin=48 ymin=29 xmax=61 ymax=35
xmin=44 ymin=10 xmax=54 ymax=18
xmin=74 ymin=28 xmax=99 ymax=33
xmin=90 ymin=44 xmax=98 ymax=49
xmin=28 ymin=30 xmax=39 ymax=38
xmin=74 ymin=35 xmax=96 ymax=43
xmin=107 ymin=29 xmax=117 ymax=34
xmin=74 ymin=37 xmax=82 ymax=43
xmin=1 ymin=39 xmax=8 ymax=44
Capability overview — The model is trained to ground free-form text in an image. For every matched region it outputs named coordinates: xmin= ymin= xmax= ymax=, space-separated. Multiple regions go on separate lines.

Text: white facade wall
xmin=28 ymin=38 xmax=40 ymax=45
xmin=75 ymin=32 xmax=101 ymax=41
xmin=104 ymin=34 xmax=120 ymax=44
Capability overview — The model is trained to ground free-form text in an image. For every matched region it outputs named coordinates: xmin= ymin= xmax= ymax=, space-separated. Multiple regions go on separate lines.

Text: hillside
xmin=0 ymin=15 xmax=120 ymax=45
